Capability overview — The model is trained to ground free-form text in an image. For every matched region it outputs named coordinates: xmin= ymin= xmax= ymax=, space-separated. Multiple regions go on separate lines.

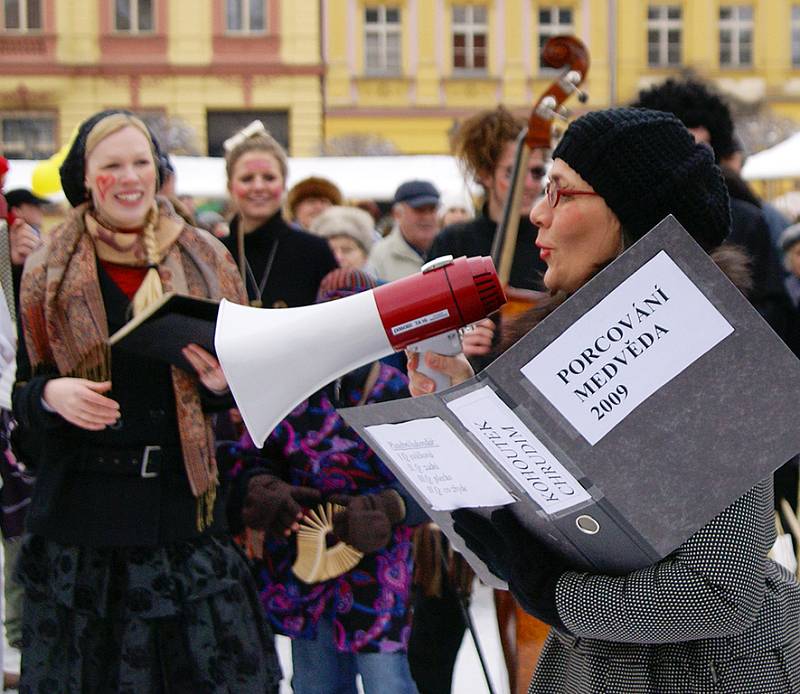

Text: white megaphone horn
xmin=215 ymin=255 xmax=506 ymax=447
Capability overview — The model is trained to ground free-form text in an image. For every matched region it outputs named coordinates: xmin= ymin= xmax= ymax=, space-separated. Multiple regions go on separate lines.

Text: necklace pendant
xmin=250 ymin=298 xmax=263 ymax=308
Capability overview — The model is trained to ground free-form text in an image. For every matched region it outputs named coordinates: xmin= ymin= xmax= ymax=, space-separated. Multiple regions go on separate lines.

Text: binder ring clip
xmin=576 ymin=515 xmax=600 ymax=535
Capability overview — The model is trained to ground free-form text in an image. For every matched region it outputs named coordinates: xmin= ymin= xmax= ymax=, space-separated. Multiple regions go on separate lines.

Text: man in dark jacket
xmin=632 ymin=79 xmax=794 ymax=342
xmin=632 ymin=79 xmax=800 ymax=512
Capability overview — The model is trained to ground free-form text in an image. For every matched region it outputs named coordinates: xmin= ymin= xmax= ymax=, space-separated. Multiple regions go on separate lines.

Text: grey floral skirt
xmin=15 ymin=533 xmax=281 ymax=694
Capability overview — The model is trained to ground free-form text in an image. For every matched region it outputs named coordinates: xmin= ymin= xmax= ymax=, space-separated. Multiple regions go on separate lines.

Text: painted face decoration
xmin=85 ymin=125 xmax=158 ymax=229
xmin=228 ymin=151 xmax=286 ymax=226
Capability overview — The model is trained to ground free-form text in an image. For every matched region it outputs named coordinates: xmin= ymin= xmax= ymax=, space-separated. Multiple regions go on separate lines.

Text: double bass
xmin=490 ymin=35 xmax=590 ymax=316
xmin=490 ymin=35 xmax=590 ymax=694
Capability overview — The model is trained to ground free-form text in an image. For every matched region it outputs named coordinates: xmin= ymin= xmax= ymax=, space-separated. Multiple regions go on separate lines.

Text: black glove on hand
xmin=242 ymin=474 xmax=321 ymax=539
xmin=331 ymin=490 xmax=406 ymax=554
xmin=452 ymin=508 xmax=568 ymax=629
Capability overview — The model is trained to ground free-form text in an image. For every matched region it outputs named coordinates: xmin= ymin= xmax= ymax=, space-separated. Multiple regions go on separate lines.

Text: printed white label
xmin=448 ymin=387 xmax=590 ymax=514
xmin=391 ymin=309 xmax=450 ymax=336
xmin=365 ymin=417 xmax=514 ymax=511
xmin=521 ymin=251 xmax=733 ymax=445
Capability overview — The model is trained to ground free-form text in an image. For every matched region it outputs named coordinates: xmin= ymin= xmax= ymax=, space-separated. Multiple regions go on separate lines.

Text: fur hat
xmin=438 ymin=189 xmax=475 ymax=222
xmin=552 ymin=107 xmax=731 ymax=252
xmin=309 ymin=205 xmax=376 ymax=253
xmin=59 ymin=109 xmax=166 ymax=207
xmin=286 ymin=176 xmax=343 ymax=219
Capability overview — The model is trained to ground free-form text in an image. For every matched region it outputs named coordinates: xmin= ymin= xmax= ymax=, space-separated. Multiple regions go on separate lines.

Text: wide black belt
xmin=76 ymin=445 xmax=181 ymax=478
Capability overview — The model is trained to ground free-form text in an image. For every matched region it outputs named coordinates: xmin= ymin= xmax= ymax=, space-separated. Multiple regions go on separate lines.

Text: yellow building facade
xmin=0 ymin=0 xmax=324 ymax=158
xmin=3 ymin=2 xmax=800 ymax=159
xmin=324 ymin=0 xmax=800 ymax=154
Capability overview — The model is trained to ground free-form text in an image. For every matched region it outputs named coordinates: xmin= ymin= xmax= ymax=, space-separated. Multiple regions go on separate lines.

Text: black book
xmin=108 ymin=292 xmax=220 ymax=373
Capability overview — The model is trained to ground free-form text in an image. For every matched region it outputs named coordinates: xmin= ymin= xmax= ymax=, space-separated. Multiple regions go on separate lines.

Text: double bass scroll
xmin=491 ymin=35 xmax=590 ymax=315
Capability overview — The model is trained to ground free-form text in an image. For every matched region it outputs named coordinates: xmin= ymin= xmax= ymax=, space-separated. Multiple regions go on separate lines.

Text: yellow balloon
xmin=29 ymin=123 xmax=80 ymax=197
xmin=31 ymin=160 xmax=62 ymax=197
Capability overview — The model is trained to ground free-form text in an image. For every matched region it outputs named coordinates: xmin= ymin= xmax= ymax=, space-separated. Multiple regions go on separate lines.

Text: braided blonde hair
xmin=131 ymin=203 xmax=164 ymax=316
xmin=85 ymin=113 xmax=165 ymax=316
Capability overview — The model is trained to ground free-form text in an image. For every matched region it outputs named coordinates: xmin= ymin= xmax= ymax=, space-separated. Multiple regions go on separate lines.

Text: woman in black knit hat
xmin=12 ymin=110 xmax=281 ymax=692
xmin=407 ymin=107 xmax=800 ymax=693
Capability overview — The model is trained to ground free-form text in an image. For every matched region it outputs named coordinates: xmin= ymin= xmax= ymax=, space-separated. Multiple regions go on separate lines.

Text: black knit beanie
xmin=60 ymin=109 xmax=165 ymax=207
xmin=552 ymin=108 xmax=731 ymax=252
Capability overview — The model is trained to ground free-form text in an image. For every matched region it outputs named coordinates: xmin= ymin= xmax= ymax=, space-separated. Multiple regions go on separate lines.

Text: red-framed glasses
xmin=545 ymin=180 xmax=599 ymax=208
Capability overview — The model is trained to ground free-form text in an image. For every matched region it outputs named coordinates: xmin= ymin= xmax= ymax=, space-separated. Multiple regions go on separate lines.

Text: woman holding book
xmin=408 ymin=108 xmax=800 ymax=692
xmin=12 ymin=110 xmax=280 ymax=692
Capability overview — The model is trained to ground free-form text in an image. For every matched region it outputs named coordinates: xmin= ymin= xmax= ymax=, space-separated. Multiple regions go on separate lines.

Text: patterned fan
xmin=292 ymin=502 xmax=364 ymax=584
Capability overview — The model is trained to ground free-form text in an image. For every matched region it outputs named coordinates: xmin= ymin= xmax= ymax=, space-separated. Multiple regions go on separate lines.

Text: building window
xmin=793 ymin=5 xmax=800 ymax=67
xmin=719 ymin=5 xmax=753 ymax=68
xmin=364 ymin=6 xmax=401 ymax=75
xmin=452 ymin=5 xmax=487 ymax=72
xmin=1 ymin=112 xmax=55 ymax=159
xmin=114 ymin=0 xmax=154 ymax=33
xmin=226 ymin=0 xmax=266 ymax=34
xmin=647 ymin=5 xmax=681 ymax=67
xmin=538 ymin=7 xmax=573 ymax=70
xmin=2 ymin=0 xmax=43 ymax=31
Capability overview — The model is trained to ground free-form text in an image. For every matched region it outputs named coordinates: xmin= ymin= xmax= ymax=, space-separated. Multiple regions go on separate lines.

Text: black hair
xmin=631 ymin=79 xmax=736 ymax=162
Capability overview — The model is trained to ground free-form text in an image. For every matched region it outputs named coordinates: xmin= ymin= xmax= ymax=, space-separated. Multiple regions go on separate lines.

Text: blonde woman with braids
xmin=221 ymin=121 xmax=336 ymax=309
xmin=12 ymin=110 xmax=281 ymax=692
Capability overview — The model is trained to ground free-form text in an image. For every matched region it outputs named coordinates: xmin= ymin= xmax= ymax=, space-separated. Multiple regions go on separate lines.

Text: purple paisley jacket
xmin=228 ymin=361 xmax=418 ymax=653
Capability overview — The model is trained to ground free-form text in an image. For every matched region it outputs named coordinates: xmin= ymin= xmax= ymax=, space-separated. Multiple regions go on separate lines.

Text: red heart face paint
xmin=84 ymin=125 xmax=157 ymax=229
xmin=94 ymin=173 xmax=116 ymax=201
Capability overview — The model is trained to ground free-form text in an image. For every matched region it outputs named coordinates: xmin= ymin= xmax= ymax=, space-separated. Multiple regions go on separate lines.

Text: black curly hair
xmin=631 ymin=79 xmax=736 ymax=162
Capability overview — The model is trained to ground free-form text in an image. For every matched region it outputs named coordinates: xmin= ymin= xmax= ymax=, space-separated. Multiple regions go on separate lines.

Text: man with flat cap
xmin=369 ymin=180 xmax=440 ymax=282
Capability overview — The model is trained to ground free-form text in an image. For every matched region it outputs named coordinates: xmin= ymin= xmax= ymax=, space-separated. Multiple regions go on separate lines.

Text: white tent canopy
xmin=742 ymin=132 xmax=800 ymax=181
xmin=3 ymin=155 xmax=478 ymax=203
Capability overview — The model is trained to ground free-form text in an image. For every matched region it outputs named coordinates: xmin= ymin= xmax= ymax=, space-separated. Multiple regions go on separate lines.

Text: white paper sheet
xmin=365 ymin=417 xmax=514 ymax=511
xmin=448 ymin=386 xmax=591 ymax=514
xmin=522 ymin=251 xmax=733 ymax=444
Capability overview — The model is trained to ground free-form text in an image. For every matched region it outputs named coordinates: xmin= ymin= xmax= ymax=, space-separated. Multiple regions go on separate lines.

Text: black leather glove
xmin=452 ymin=508 xmax=567 ymax=629
xmin=330 ymin=490 xmax=406 ymax=554
xmin=242 ymin=474 xmax=321 ymax=539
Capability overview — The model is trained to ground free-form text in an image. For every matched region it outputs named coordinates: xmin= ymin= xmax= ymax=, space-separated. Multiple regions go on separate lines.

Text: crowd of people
xmin=0 ymin=76 xmax=799 ymax=693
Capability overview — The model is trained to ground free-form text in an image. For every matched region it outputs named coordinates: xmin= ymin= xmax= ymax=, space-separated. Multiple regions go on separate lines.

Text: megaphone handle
xmin=408 ymin=330 xmax=463 ymax=393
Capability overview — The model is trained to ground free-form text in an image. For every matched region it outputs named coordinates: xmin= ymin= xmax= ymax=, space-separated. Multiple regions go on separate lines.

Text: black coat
xmin=427 ymin=205 xmax=547 ymax=291
xmin=223 ymin=212 xmax=337 ymax=308
xmin=13 ymin=263 xmax=232 ymax=547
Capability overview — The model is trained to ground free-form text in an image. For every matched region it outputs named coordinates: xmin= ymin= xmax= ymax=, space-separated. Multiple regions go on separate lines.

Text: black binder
xmin=108 ymin=292 xmax=220 ymax=373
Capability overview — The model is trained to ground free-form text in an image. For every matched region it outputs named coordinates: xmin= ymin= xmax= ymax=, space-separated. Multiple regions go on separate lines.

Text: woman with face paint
xmin=12 ymin=110 xmax=281 ymax=692
xmin=221 ymin=121 xmax=337 ymax=309
xmin=408 ymin=108 xmax=800 ymax=693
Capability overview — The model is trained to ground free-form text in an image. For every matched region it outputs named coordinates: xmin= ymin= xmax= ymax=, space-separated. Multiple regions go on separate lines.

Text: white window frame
xmin=792 ymin=5 xmax=800 ymax=67
xmin=364 ymin=5 xmax=402 ymax=76
xmin=647 ymin=5 xmax=682 ymax=67
xmin=225 ymin=0 xmax=267 ymax=35
xmin=114 ymin=0 xmax=155 ymax=34
xmin=0 ymin=112 xmax=56 ymax=160
xmin=2 ymin=0 xmax=43 ymax=32
xmin=719 ymin=5 xmax=753 ymax=68
xmin=537 ymin=6 xmax=574 ymax=71
xmin=452 ymin=4 xmax=488 ymax=73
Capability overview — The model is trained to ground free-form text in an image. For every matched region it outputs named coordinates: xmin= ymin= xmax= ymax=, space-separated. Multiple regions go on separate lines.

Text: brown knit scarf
xmin=19 ymin=198 xmax=248 ymax=529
